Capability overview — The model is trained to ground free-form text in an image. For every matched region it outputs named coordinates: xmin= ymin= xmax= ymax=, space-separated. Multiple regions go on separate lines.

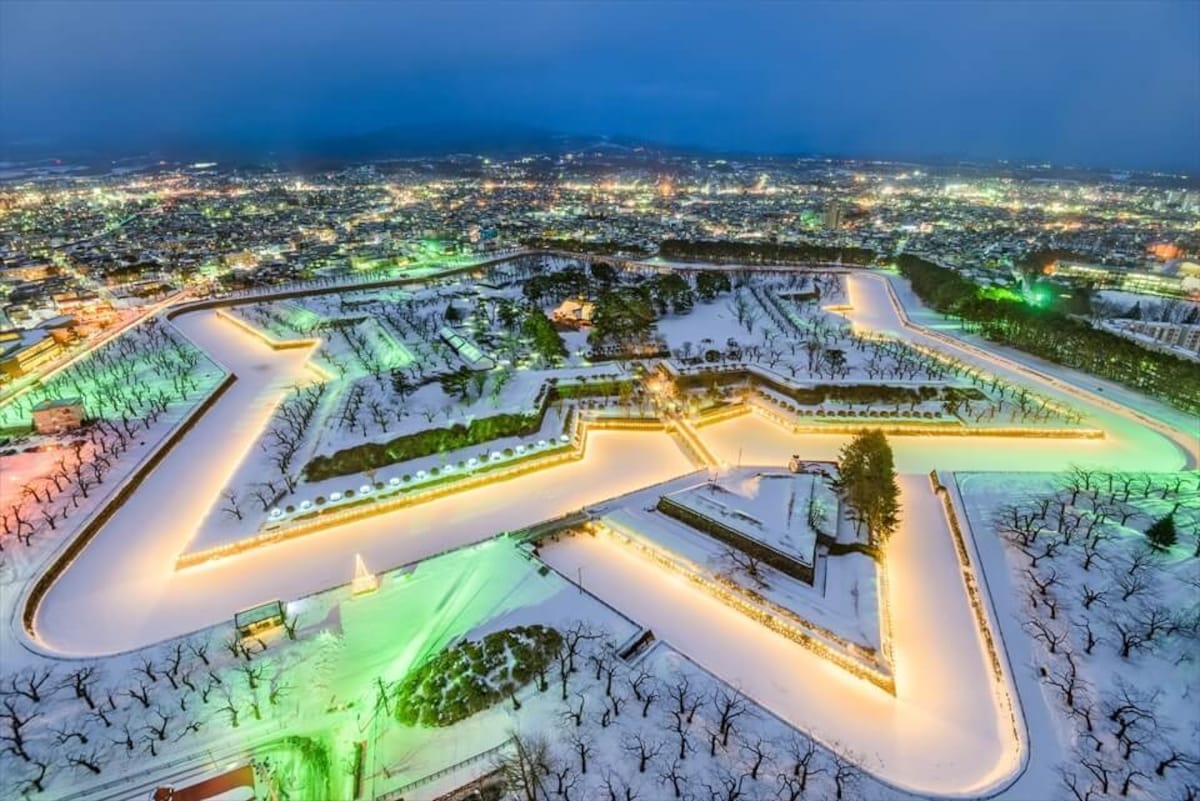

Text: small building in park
xmin=31 ymin=397 xmax=85 ymax=435
xmin=551 ymin=298 xmax=595 ymax=328
xmin=234 ymin=600 xmax=285 ymax=639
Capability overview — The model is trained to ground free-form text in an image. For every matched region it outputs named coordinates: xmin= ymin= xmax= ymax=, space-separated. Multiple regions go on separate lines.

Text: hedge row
xmin=304 ymin=381 xmax=614 ymax=482
xmin=674 ymin=367 xmax=982 ymax=408
xmin=305 ymin=410 xmax=544 ymax=482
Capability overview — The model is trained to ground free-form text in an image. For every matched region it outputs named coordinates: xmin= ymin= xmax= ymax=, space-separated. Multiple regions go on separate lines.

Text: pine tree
xmin=1145 ymin=513 xmax=1177 ymax=551
xmin=837 ymin=429 xmax=900 ymax=547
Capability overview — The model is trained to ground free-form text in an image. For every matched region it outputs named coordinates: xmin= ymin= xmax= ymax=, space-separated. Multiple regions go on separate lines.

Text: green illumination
xmin=392 ymin=624 xmax=561 ymax=726
xmin=978 ymin=286 xmax=1022 ymax=303
xmin=255 ymin=735 xmax=335 ymax=800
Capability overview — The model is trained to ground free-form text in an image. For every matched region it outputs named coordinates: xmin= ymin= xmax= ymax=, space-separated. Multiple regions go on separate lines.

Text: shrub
xmin=1145 ymin=514 xmax=1177 ymax=551
xmin=393 ymin=625 xmax=562 ymax=727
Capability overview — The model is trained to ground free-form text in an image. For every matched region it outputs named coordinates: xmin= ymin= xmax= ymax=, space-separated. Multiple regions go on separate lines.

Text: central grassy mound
xmin=393 ymin=625 xmax=562 ymax=726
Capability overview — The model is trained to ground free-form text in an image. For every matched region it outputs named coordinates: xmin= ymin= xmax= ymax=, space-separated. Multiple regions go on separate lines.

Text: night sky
xmin=1 ymin=0 xmax=1197 ymax=170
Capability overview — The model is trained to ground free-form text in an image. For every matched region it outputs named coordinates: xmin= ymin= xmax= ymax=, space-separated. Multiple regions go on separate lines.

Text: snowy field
xmin=956 ymin=470 xmax=1199 ymax=801
xmin=664 ymin=470 xmax=838 ymax=567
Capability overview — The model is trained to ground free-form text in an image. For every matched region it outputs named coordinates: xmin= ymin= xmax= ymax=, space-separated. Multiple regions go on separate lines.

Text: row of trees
xmin=0 ymin=617 xmax=304 ymax=798
xmin=1 ymin=324 xmax=222 ymax=559
xmin=659 ymin=239 xmax=877 ymax=267
xmin=896 ymin=254 xmax=1200 ymax=415
xmin=1 ymin=421 xmax=143 ymax=554
xmin=0 ymin=319 xmax=215 ymax=432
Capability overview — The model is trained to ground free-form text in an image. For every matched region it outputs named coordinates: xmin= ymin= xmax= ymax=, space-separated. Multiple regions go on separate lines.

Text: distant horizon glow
xmin=0 ymin=0 xmax=1198 ymax=171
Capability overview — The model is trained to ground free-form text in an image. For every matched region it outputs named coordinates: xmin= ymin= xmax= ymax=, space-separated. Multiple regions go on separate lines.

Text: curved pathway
xmin=19 ymin=270 xmax=1196 ymax=797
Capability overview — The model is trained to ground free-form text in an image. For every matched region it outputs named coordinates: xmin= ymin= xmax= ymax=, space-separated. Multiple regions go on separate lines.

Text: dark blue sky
xmin=1 ymin=0 xmax=1197 ymax=170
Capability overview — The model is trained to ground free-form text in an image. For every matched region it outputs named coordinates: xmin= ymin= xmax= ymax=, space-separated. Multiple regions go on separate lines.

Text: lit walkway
xmin=541 ymin=473 xmax=1012 ymax=795
xmin=22 ymin=273 xmax=1196 ymax=796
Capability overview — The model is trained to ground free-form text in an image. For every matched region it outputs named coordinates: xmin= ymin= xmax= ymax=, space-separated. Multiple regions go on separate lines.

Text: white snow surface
xmin=6 ymin=269 xmax=1197 ymax=800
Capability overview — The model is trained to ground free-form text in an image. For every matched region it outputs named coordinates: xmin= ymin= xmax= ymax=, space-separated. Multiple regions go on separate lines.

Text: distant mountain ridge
xmin=0 ymin=124 xmax=689 ymax=168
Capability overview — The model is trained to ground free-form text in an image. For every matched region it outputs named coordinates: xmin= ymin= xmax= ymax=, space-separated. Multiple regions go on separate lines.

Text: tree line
xmin=659 ymin=239 xmax=877 ymax=267
xmin=896 ymin=254 xmax=1200 ymax=415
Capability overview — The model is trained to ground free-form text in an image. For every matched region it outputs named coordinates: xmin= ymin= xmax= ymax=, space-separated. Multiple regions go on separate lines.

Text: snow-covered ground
xmin=663 ymin=470 xmax=837 ymax=568
xmin=5 ymin=261 xmax=1197 ymax=800
xmin=955 ymin=470 xmax=1199 ymax=801
xmin=31 ymin=309 xmax=693 ymax=652
xmin=539 ymin=472 xmax=1018 ymax=796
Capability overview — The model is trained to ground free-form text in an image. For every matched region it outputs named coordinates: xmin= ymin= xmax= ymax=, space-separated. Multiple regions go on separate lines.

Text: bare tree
xmin=1044 ymin=650 xmax=1086 ymax=710
xmin=220 ymin=489 xmax=244 ymax=521
xmin=125 ymin=681 xmax=152 ymax=709
xmin=144 ymin=707 xmax=172 ymax=741
xmin=551 ymin=758 xmax=579 ymax=801
xmin=1153 ymin=742 xmax=1200 ymax=778
xmin=495 ymin=730 xmax=549 ymax=801
xmin=248 ymin=483 xmax=277 ymax=513
xmin=0 ymin=697 xmax=38 ymax=761
xmin=622 ymin=731 xmax=664 ymax=773
xmin=567 ymin=729 xmax=593 ymax=774
xmin=1059 ymin=764 xmax=1101 ymax=801
xmin=62 ymin=665 xmax=99 ymax=710
xmin=561 ymin=621 xmax=600 ymax=674
xmin=668 ymin=675 xmax=702 ymax=725
xmin=237 ymin=663 xmax=265 ymax=691
xmin=1026 ymin=615 xmax=1069 ymax=655
xmin=162 ymin=642 xmax=186 ymax=690
xmin=588 ymin=651 xmax=618 ymax=697
xmin=628 ymin=663 xmax=659 ymax=718
xmin=1117 ymin=766 xmax=1148 ymax=796
xmin=53 ymin=721 xmax=90 ymax=746
xmin=20 ymin=756 xmax=50 ymax=794
xmin=723 ymin=547 xmax=770 ymax=589
xmin=1074 ymin=617 xmax=1100 ymax=655
xmin=703 ymin=765 xmax=749 ymax=801
xmin=135 ymin=657 xmax=158 ymax=684
xmin=712 ymin=686 xmax=749 ymax=747
xmin=3 ymin=667 xmax=56 ymax=703
xmin=1110 ymin=617 xmax=1150 ymax=659
xmin=830 ymin=751 xmax=862 ymax=801
xmin=1079 ymin=584 xmax=1106 ymax=610
xmin=1105 ymin=680 xmax=1160 ymax=760
xmin=67 ymin=745 xmax=105 ymax=775
xmin=658 ymin=756 xmax=689 ymax=798
xmin=784 ymin=731 xmax=824 ymax=791
xmin=563 ymin=690 xmax=586 ymax=728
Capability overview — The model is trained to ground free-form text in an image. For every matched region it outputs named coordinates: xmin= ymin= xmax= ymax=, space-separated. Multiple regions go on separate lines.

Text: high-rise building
xmin=822 ymin=201 xmax=844 ymax=230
